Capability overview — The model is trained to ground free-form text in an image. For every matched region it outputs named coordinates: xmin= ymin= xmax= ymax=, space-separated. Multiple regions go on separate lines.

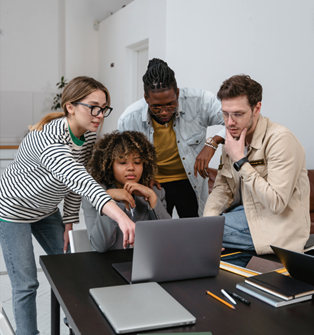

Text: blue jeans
xmin=0 ymin=210 xmax=65 ymax=335
xmin=222 ymin=205 xmax=255 ymax=250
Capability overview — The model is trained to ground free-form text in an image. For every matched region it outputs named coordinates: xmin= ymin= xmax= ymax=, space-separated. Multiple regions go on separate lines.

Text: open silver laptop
xmin=113 ymin=216 xmax=225 ymax=283
xmin=89 ymin=282 xmax=196 ymax=334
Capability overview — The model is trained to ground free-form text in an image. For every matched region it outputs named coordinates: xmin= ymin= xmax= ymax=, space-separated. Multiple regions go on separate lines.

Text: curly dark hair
xmin=88 ymin=131 xmax=158 ymax=187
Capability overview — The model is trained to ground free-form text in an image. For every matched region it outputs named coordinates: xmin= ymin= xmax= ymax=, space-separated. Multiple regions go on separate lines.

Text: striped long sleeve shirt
xmin=0 ymin=117 xmax=111 ymax=224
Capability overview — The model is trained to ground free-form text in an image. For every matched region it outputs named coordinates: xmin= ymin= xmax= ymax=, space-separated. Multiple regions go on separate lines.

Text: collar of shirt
xmin=249 ymin=114 xmax=267 ymax=150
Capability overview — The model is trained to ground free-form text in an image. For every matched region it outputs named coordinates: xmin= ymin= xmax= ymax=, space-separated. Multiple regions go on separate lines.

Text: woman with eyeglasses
xmin=0 ymin=76 xmax=135 ymax=335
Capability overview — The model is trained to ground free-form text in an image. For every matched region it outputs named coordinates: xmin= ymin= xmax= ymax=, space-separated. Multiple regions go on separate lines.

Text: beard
xmin=228 ymin=114 xmax=254 ymax=140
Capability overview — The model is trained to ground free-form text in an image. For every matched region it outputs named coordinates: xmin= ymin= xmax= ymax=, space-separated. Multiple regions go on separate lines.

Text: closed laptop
xmin=89 ymin=282 xmax=196 ymax=334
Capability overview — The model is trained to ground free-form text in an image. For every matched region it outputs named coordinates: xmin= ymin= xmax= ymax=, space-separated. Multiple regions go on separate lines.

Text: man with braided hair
xmin=118 ymin=58 xmax=224 ymax=217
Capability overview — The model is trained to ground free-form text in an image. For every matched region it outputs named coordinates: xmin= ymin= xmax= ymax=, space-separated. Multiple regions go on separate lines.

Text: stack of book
xmin=236 ymin=271 xmax=314 ymax=308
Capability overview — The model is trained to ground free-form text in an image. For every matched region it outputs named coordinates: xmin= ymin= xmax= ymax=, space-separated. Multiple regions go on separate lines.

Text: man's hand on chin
xmin=225 ymin=128 xmax=247 ymax=162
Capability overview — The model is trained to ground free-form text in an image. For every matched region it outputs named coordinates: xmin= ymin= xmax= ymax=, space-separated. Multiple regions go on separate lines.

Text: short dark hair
xmin=217 ymin=74 xmax=263 ymax=107
xmin=87 ymin=131 xmax=158 ymax=187
xmin=142 ymin=58 xmax=178 ymax=96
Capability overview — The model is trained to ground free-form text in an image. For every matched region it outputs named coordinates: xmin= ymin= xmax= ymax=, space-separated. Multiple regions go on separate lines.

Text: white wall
xmin=98 ymin=0 xmax=167 ymax=134
xmin=164 ymin=0 xmax=314 ymax=168
xmin=0 ymin=0 xmax=111 ymax=144
xmin=0 ymin=0 xmax=62 ymax=143
xmin=98 ymin=0 xmax=314 ymax=168
xmin=65 ymin=0 xmax=100 ymax=81
xmin=0 ymin=0 xmax=61 ymax=92
xmin=64 ymin=0 xmax=135 ymax=80
xmin=1 ymin=0 xmax=313 ymax=154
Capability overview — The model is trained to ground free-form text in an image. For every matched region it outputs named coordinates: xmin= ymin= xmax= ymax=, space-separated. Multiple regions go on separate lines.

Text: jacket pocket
xmin=186 ymin=132 xmax=205 ymax=146
xmin=220 ymin=165 xmax=235 ymax=194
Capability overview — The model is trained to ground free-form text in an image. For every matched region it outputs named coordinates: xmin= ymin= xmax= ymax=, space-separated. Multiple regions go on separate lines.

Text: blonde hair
xmin=29 ymin=76 xmax=111 ymax=131
xmin=28 ymin=112 xmax=64 ymax=132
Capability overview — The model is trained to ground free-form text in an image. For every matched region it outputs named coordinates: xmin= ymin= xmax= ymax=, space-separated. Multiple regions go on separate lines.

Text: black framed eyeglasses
xmin=74 ymin=102 xmax=113 ymax=118
xmin=149 ymin=103 xmax=178 ymax=116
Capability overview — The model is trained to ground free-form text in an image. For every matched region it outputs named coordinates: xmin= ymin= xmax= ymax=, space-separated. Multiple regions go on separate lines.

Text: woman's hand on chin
xmin=124 ymin=182 xmax=157 ymax=208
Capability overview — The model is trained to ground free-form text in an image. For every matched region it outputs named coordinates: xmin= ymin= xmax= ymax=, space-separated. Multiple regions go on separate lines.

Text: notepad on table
xmin=244 ymin=271 xmax=314 ymax=300
xmin=236 ymin=282 xmax=312 ymax=308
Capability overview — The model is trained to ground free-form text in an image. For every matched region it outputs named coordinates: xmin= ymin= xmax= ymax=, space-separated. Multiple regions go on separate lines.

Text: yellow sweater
xmin=152 ymin=117 xmax=187 ymax=183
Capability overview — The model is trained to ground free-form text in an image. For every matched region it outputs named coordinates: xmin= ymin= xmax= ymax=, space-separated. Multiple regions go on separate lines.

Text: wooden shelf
xmin=0 ymin=145 xmax=19 ymax=150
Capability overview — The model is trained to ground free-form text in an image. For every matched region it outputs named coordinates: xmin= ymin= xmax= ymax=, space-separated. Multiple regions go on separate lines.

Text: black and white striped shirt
xmin=0 ymin=117 xmax=111 ymax=224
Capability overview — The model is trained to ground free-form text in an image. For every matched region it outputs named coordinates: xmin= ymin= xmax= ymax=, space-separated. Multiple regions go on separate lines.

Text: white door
xmin=137 ymin=47 xmax=148 ymax=100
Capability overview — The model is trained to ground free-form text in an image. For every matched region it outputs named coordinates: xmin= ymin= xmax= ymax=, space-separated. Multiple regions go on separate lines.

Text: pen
xmin=221 ymin=289 xmax=237 ymax=305
xmin=206 ymin=290 xmax=235 ymax=310
xmin=225 ymin=290 xmax=251 ymax=305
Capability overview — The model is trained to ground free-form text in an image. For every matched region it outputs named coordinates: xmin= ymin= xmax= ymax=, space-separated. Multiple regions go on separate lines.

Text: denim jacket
xmin=118 ymin=87 xmax=224 ymax=216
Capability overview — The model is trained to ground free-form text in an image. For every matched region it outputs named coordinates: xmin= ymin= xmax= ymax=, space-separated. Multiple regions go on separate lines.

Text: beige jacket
xmin=204 ymin=115 xmax=310 ymax=254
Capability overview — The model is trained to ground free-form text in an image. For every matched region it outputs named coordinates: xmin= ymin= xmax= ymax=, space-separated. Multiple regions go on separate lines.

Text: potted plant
xmin=51 ymin=76 xmax=68 ymax=110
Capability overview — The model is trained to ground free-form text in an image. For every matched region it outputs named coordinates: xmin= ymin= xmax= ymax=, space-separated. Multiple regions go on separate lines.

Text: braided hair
xmin=142 ymin=58 xmax=178 ymax=96
xmin=87 ymin=131 xmax=158 ymax=187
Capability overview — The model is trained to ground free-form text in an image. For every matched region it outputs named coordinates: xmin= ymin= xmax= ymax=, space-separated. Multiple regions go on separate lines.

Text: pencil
xmin=206 ymin=290 xmax=235 ymax=310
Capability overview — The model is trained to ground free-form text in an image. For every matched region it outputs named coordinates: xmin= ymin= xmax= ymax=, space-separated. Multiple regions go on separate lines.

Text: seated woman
xmin=82 ymin=130 xmax=171 ymax=252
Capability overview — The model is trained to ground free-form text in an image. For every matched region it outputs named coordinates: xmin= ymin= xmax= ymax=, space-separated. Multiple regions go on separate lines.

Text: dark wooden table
xmin=40 ymin=249 xmax=314 ymax=335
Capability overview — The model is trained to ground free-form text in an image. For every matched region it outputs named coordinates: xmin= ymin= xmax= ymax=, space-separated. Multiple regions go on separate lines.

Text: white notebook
xmin=90 ymin=282 xmax=196 ymax=334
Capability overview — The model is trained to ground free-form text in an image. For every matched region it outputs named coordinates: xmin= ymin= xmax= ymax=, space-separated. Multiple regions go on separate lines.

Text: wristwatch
xmin=205 ymin=137 xmax=218 ymax=150
xmin=233 ymin=157 xmax=249 ymax=171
